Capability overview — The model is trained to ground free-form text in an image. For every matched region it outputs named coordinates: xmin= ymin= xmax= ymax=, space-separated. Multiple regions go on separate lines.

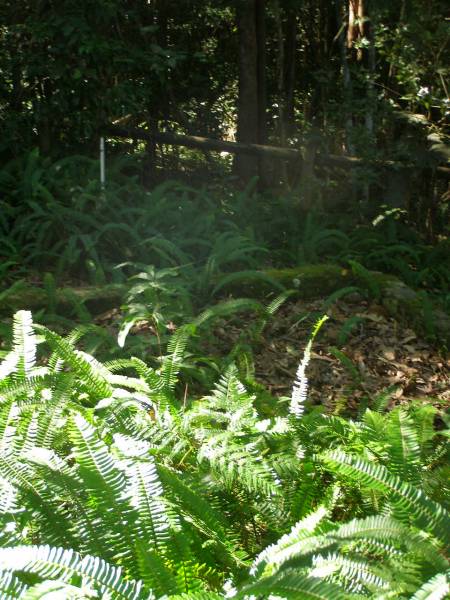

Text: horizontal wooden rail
xmin=105 ymin=125 xmax=450 ymax=177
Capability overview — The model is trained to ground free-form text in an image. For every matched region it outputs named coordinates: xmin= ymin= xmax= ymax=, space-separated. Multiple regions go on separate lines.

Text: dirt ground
xmin=211 ymin=295 xmax=450 ymax=412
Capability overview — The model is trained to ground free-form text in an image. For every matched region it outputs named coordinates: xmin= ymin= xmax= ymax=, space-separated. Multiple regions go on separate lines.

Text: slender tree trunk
xmin=143 ymin=0 xmax=168 ymax=185
xmin=283 ymin=4 xmax=297 ymax=139
xmin=255 ymin=0 xmax=271 ymax=188
xmin=273 ymin=0 xmax=290 ymax=185
xmin=337 ymin=0 xmax=354 ymax=154
xmin=256 ymin=0 xmax=267 ymax=146
xmin=235 ymin=0 xmax=259 ymax=183
xmin=364 ymin=1 xmax=376 ymax=137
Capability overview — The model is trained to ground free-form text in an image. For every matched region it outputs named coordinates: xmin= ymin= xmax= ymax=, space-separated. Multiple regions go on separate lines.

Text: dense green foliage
xmin=0 ymin=311 xmax=447 ymax=598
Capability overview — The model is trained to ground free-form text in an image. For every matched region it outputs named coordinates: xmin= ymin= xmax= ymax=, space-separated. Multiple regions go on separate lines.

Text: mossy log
xmin=1 ymin=264 xmax=449 ymax=343
xmin=219 ymin=264 xmax=356 ymax=298
xmin=217 ymin=264 xmax=450 ymax=344
xmin=0 ymin=283 xmax=126 ymax=316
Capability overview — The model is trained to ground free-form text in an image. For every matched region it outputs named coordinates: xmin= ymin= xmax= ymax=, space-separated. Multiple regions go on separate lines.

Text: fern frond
xmin=385 ymin=408 xmax=422 ymax=484
xmin=310 ymin=553 xmax=390 ymax=594
xmin=411 ymin=404 xmax=439 ymax=460
xmin=410 ymin=572 xmax=449 ymax=600
xmin=0 ymin=569 xmax=28 ymax=598
xmin=194 ymin=298 xmax=262 ymax=328
xmin=190 ymin=365 xmax=256 ymax=434
xmin=290 ymin=315 xmax=328 ymax=419
xmin=251 ymin=505 xmax=330 ymax=577
xmin=33 ymin=374 xmax=75 ymax=449
xmin=239 ymin=569 xmax=361 ymax=599
xmin=0 ymin=455 xmax=76 ymax=547
xmin=160 ymin=325 xmax=193 ymax=391
xmin=0 ymin=546 xmax=148 ymax=599
xmin=128 ymin=357 xmax=162 ymax=391
xmin=123 ymin=453 xmax=172 ymax=553
xmin=13 ymin=310 xmax=36 ymax=377
xmin=0 ymin=352 xmax=19 ymax=381
xmin=70 ymin=414 xmax=127 ymax=499
xmin=199 ymin=436 xmax=280 ymax=497
xmin=320 ymin=450 xmax=450 ymax=544
xmin=135 ymin=543 xmax=180 ymax=597
xmin=68 ymin=414 xmax=140 ymax=567
xmin=23 ymin=447 xmax=110 ymax=558
xmin=34 ymin=326 xmax=112 ymax=399
xmin=21 ymin=580 xmax=89 ymax=599
xmin=157 ymin=465 xmax=242 ymax=565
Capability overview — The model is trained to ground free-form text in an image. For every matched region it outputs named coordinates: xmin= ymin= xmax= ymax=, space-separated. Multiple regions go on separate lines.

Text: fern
xmin=320 ymin=450 xmax=450 ymax=544
xmin=13 ymin=310 xmax=36 ymax=377
xmin=0 ymin=546 xmax=148 ymax=599
xmin=251 ymin=505 xmax=330 ymax=577
xmin=34 ymin=325 xmax=112 ymax=399
xmin=193 ymin=298 xmax=263 ymax=328
xmin=0 ymin=352 xmax=19 ymax=381
xmin=160 ymin=325 xmax=194 ymax=391
xmin=0 ymin=311 xmax=448 ymax=598
xmin=385 ymin=408 xmax=422 ymax=484
xmin=240 ymin=570 xmax=361 ymax=599
xmin=410 ymin=572 xmax=450 ymax=600
xmin=0 ymin=570 xmax=28 ymax=598
xmin=290 ymin=315 xmax=328 ymax=419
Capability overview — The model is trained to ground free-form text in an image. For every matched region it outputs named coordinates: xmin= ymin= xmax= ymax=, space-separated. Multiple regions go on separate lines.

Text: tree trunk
xmin=273 ymin=0 xmax=291 ymax=186
xmin=235 ymin=0 xmax=260 ymax=183
xmin=255 ymin=0 xmax=271 ymax=188
xmin=337 ymin=0 xmax=355 ymax=154
xmin=283 ymin=4 xmax=297 ymax=138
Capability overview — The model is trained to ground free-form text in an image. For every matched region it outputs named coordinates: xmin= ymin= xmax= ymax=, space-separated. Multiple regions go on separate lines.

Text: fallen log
xmin=0 ymin=283 xmax=126 ymax=316
xmin=2 ymin=266 xmax=448 ymax=343
xmin=105 ymin=125 xmax=450 ymax=177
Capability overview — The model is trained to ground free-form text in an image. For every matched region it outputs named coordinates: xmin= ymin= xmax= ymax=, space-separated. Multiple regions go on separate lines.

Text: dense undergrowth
xmin=1 ymin=152 xmax=449 ymax=366
xmin=0 ymin=310 xmax=448 ymax=598
xmin=1 ymin=152 xmax=449 ymax=296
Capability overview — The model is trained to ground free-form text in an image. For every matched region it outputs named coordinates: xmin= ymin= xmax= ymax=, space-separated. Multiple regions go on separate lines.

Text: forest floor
xmin=93 ymin=293 xmax=450 ymax=411
xmin=203 ymin=296 xmax=450 ymax=411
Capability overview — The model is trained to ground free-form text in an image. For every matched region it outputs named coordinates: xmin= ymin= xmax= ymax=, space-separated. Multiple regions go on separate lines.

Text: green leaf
xmin=0 ymin=546 xmax=147 ymax=599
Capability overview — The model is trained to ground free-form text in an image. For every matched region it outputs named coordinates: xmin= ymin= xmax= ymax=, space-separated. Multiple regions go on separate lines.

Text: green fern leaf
xmin=320 ymin=450 xmax=450 ymax=544
xmin=21 ymin=580 xmax=88 ymax=599
xmin=239 ymin=569 xmax=360 ymax=599
xmin=157 ymin=465 xmax=243 ymax=566
xmin=290 ymin=316 xmax=328 ymax=419
xmin=160 ymin=325 xmax=193 ymax=391
xmin=310 ymin=552 xmax=390 ymax=594
xmin=251 ymin=505 xmax=330 ymax=577
xmin=385 ymin=408 xmax=422 ymax=484
xmin=13 ymin=310 xmax=36 ymax=377
xmin=0 ymin=570 xmax=28 ymax=598
xmin=123 ymin=453 xmax=172 ymax=553
xmin=0 ymin=546 xmax=149 ymax=599
xmin=0 ymin=352 xmax=19 ymax=381
xmin=410 ymin=572 xmax=449 ymax=600
xmin=34 ymin=326 xmax=112 ymax=399
xmin=194 ymin=299 xmax=263 ymax=328
xmin=68 ymin=415 xmax=139 ymax=567
xmin=0 ymin=455 xmax=76 ymax=547
xmin=135 ymin=543 xmax=180 ymax=597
